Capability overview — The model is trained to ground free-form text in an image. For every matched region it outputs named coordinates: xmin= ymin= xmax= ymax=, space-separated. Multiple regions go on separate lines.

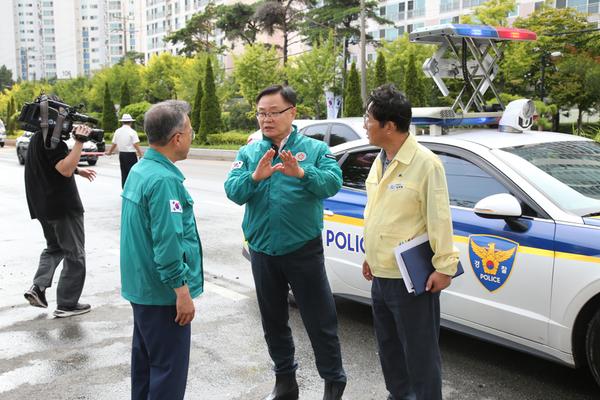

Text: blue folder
xmin=400 ymin=240 xmax=464 ymax=296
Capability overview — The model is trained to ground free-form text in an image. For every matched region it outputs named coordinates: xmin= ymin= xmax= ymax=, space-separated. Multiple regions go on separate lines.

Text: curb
xmin=3 ymin=139 xmax=238 ymax=162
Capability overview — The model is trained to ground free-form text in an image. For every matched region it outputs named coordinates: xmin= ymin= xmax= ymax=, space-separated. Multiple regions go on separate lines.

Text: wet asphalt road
xmin=0 ymin=146 xmax=598 ymax=399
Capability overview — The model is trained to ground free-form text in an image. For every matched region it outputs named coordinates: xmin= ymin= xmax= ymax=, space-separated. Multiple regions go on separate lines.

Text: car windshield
xmin=495 ymin=140 xmax=600 ymax=217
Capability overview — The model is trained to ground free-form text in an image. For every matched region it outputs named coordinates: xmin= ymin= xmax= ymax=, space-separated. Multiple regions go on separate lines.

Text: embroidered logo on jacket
xmin=295 ymin=152 xmax=307 ymax=161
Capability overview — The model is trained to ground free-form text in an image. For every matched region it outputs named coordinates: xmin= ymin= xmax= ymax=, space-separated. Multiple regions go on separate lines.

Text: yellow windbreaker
xmin=363 ymin=134 xmax=459 ymax=278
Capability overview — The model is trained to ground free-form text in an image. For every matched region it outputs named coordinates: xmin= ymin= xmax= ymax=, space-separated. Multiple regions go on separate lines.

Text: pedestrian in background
xmin=224 ymin=85 xmax=347 ymax=400
xmin=120 ymin=100 xmax=203 ymax=400
xmin=361 ymin=84 xmax=460 ymax=400
xmin=106 ymin=113 xmax=143 ymax=187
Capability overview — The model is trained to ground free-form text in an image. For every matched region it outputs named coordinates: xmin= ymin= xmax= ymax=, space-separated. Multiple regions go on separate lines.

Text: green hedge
xmin=206 ymin=131 xmax=248 ymax=146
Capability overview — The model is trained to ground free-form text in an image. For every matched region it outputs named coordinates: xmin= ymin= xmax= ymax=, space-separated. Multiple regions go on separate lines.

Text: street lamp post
xmin=538 ymin=51 xmax=562 ymax=104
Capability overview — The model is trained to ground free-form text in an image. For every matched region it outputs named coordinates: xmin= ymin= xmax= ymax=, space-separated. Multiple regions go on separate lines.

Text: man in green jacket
xmin=225 ymin=85 xmax=346 ymax=400
xmin=120 ymin=100 xmax=203 ymax=400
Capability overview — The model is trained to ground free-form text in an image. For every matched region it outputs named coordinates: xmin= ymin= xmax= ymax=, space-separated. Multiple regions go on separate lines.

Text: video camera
xmin=18 ymin=95 xmax=104 ymax=149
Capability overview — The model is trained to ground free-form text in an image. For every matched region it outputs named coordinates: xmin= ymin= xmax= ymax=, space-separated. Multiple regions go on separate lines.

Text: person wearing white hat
xmin=106 ymin=113 xmax=144 ymax=187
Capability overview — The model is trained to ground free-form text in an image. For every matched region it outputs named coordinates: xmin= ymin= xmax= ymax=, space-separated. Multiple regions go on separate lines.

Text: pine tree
xmin=120 ymin=81 xmax=131 ymax=110
xmin=375 ymin=52 xmax=387 ymax=88
xmin=344 ymin=62 xmax=362 ymax=117
xmin=404 ymin=53 xmax=424 ymax=107
xmin=191 ymin=79 xmax=203 ymax=134
xmin=6 ymin=97 xmax=15 ymax=135
xmin=199 ymin=58 xmax=222 ymax=143
xmin=102 ymin=82 xmax=118 ymax=132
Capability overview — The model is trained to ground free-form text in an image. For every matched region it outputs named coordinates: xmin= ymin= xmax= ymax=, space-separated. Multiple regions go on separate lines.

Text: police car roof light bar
xmin=409 ymin=24 xmax=537 ymax=115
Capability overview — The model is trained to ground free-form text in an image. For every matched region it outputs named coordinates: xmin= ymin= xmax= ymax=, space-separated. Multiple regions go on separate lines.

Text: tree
xmin=120 ymin=81 xmax=131 ymax=109
xmin=233 ymin=44 xmax=283 ymax=107
xmin=286 ymin=32 xmax=341 ymax=118
xmin=6 ymin=97 xmax=16 ymax=135
xmin=102 ymin=82 xmax=118 ymax=132
xmin=216 ymin=3 xmax=260 ymax=47
xmin=503 ymin=6 xmax=592 ymax=129
xmin=461 ymin=0 xmax=516 ymax=26
xmin=375 ymin=51 xmax=387 ymax=88
xmin=53 ymin=77 xmax=92 ymax=110
xmin=549 ymin=55 xmax=600 ymax=133
xmin=301 ymin=0 xmax=390 ymax=87
xmin=165 ymin=4 xmax=223 ymax=56
xmin=379 ymin=35 xmax=435 ymax=105
xmin=199 ymin=58 xmax=222 ymax=142
xmin=191 ymin=79 xmax=203 ymax=133
xmin=344 ymin=62 xmax=362 ymax=117
xmin=143 ymin=53 xmax=183 ymax=103
xmin=254 ymin=0 xmax=315 ymax=66
xmin=0 ymin=65 xmax=14 ymax=92
xmin=404 ymin=52 xmax=425 ymax=107
xmin=119 ymin=51 xmax=145 ymax=65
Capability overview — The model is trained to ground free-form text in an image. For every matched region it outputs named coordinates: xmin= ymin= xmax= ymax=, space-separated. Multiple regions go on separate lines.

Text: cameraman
xmin=24 ymin=118 xmax=97 ymax=318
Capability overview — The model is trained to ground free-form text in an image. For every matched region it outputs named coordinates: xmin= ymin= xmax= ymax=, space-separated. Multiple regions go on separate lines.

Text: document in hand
xmin=394 ymin=233 xmax=463 ymax=296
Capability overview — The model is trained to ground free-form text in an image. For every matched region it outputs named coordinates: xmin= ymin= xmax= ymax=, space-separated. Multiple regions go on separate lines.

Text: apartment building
xmin=0 ymin=0 xmax=140 ymax=81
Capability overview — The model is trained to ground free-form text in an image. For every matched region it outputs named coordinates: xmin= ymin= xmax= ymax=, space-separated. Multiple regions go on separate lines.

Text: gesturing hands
xmin=252 ymin=148 xmax=283 ymax=181
xmin=279 ymin=150 xmax=304 ymax=179
xmin=251 ymin=148 xmax=305 ymax=182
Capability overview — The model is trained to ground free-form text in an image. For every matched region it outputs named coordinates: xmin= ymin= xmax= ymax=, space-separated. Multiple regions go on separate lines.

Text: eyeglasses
xmin=255 ymin=106 xmax=294 ymax=120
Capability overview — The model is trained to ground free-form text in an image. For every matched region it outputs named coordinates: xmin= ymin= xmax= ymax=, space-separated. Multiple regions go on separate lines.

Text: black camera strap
xmin=40 ymin=96 xmax=67 ymax=150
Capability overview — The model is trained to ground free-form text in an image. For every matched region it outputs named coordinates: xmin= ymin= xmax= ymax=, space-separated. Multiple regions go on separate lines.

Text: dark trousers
xmin=371 ymin=277 xmax=442 ymax=400
xmin=119 ymin=152 xmax=138 ymax=188
xmin=250 ymin=237 xmax=346 ymax=383
xmin=131 ymin=303 xmax=191 ymax=400
xmin=34 ymin=214 xmax=86 ymax=308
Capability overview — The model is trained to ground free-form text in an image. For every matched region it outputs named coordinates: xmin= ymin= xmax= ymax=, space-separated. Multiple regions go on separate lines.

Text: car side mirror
xmin=473 ymin=193 xmax=528 ymax=232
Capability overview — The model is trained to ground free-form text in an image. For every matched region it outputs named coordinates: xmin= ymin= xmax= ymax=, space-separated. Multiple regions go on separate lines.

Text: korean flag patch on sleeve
xmin=170 ymin=199 xmax=183 ymax=213
xmin=231 ymin=160 xmax=244 ymax=170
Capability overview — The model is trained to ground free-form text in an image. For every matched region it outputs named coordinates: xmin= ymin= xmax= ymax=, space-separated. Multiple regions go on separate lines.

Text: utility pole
xmin=359 ymin=0 xmax=367 ymax=105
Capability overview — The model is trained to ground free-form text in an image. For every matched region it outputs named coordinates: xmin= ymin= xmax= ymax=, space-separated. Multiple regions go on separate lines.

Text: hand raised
xmin=77 ymin=168 xmax=97 ymax=182
xmin=252 ymin=148 xmax=283 ymax=181
xmin=279 ymin=150 xmax=304 ymax=178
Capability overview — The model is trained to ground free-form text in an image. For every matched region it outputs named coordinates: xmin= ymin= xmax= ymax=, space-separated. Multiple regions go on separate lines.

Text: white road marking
xmin=205 ymin=281 xmax=249 ymax=301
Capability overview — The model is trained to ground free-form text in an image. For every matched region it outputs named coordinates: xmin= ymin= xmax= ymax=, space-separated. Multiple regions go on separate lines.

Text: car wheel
xmin=0 ymin=143 xmax=4 ymax=148
xmin=17 ymin=148 xmax=25 ymax=165
xmin=88 ymin=159 xmax=97 ymax=166
xmin=586 ymin=309 xmax=600 ymax=387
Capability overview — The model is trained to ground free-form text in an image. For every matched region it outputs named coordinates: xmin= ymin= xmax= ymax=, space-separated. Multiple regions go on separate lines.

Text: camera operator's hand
xmin=73 ymin=125 xmax=92 ymax=142
xmin=77 ymin=168 xmax=97 ymax=182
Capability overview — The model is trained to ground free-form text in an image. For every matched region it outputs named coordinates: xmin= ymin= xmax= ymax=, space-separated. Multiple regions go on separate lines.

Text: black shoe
xmin=264 ymin=373 xmax=299 ymax=400
xmin=53 ymin=303 xmax=91 ymax=318
xmin=24 ymin=285 xmax=48 ymax=308
xmin=323 ymin=380 xmax=346 ymax=400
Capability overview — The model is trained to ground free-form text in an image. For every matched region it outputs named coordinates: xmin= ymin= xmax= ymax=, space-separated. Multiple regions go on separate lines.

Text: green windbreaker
xmin=224 ymin=126 xmax=342 ymax=256
xmin=120 ymin=148 xmax=203 ymax=305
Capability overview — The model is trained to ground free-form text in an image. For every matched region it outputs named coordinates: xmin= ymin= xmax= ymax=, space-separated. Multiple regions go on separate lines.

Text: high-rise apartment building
xmin=0 ymin=0 xmax=140 ymax=81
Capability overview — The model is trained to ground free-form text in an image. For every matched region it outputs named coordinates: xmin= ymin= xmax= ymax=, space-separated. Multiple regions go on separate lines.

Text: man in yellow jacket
xmin=361 ymin=84 xmax=459 ymax=400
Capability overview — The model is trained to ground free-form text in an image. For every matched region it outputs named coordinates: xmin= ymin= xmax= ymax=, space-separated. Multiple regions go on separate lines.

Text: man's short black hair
xmin=366 ymin=84 xmax=411 ymax=133
xmin=256 ymin=85 xmax=297 ymax=106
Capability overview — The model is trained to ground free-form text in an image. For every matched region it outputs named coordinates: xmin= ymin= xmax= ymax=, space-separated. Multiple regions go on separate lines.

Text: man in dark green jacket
xmin=120 ymin=100 xmax=203 ymax=400
xmin=225 ymin=85 xmax=346 ymax=400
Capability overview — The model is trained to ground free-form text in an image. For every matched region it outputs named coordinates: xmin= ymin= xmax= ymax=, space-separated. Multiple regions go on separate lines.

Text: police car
xmin=322 ymin=24 xmax=600 ymax=387
xmin=247 ymin=118 xmax=366 ymax=147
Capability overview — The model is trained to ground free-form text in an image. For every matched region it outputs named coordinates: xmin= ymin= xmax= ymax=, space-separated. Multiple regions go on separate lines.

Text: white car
xmin=247 ymin=118 xmax=366 ymax=146
xmin=15 ymin=132 xmax=99 ymax=166
xmin=323 ymin=103 xmax=600 ymax=387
